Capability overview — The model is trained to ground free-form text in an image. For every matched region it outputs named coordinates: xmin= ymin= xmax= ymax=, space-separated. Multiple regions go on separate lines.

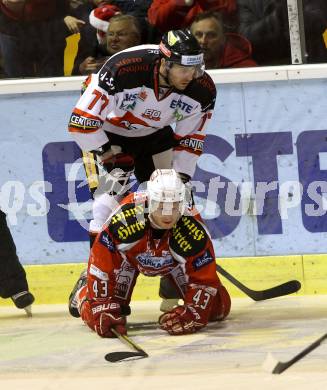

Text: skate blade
xmin=24 ymin=305 xmax=33 ymax=317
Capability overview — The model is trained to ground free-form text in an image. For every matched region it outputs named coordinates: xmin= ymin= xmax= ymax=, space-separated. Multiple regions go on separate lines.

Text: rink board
xmin=1 ymin=71 xmax=327 ymax=264
xmin=0 ymin=254 xmax=326 ymax=306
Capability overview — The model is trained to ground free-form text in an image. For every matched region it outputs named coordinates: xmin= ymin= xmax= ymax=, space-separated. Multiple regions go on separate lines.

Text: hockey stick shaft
xmin=273 ymin=333 xmax=327 ymax=374
xmin=111 ymin=328 xmax=147 ymax=354
xmin=216 ymin=264 xmax=301 ymax=301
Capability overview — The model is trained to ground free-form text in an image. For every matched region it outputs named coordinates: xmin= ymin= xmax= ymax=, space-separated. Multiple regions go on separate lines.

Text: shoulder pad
xmin=184 ymin=73 xmax=216 ymax=112
xmin=108 ymin=202 xmax=148 ymax=243
xmin=170 ymin=216 xmax=208 ymax=257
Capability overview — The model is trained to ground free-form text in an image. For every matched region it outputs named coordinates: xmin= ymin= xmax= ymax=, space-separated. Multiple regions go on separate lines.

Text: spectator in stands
xmin=303 ymin=0 xmax=327 ymax=63
xmin=73 ymin=13 xmax=143 ymax=75
xmin=237 ymin=0 xmax=291 ymax=66
xmin=190 ymin=10 xmax=257 ymax=68
xmin=0 ymin=210 xmax=35 ymax=315
xmin=148 ymin=0 xmax=237 ymax=34
xmin=106 ymin=0 xmax=152 ymax=18
xmin=0 ymin=0 xmax=85 ymax=78
xmin=72 ymin=3 xmax=121 ymax=75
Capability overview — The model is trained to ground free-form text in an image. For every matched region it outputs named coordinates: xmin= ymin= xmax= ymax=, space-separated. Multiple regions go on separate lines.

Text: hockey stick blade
xmin=104 ymin=328 xmax=149 ymax=363
xmin=105 ymin=351 xmax=148 ymax=363
xmin=216 ymin=264 xmax=301 ymax=301
xmin=263 ymin=333 xmax=327 ymax=374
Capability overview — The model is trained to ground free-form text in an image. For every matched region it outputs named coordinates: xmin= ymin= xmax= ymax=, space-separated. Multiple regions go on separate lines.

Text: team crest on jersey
xmin=192 ymin=249 xmax=214 ymax=270
xmin=108 ymin=203 xmax=148 ymax=243
xmin=170 ymin=216 xmax=207 ymax=256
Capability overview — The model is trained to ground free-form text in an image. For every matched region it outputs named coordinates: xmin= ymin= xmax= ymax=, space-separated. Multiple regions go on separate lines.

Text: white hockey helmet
xmin=147 ymin=169 xmax=186 ymax=213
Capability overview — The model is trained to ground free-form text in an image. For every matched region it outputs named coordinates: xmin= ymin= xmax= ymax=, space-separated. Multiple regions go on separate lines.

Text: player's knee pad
xmin=209 ymin=285 xmax=231 ymax=322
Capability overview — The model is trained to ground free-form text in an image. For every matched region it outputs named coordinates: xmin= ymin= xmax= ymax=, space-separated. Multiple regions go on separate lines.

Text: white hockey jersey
xmin=68 ymin=44 xmax=216 ymax=177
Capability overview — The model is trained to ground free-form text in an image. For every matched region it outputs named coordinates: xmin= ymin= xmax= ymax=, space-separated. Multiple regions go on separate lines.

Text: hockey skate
xmin=11 ymin=291 xmax=35 ymax=317
xmin=68 ymin=270 xmax=88 ymax=318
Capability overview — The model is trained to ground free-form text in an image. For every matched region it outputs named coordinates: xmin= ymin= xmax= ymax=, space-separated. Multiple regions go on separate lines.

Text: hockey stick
xmin=216 ymin=264 xmax=301 ymax=301
xmin=104 ymin=328 xmax=149 ymax=363
xmin=263 ymin=333 xmax=327 ymax=374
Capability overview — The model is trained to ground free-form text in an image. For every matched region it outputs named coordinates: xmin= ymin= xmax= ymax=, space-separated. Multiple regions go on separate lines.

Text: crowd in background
xmin=0 ymin=0 xmax=326 ymax=78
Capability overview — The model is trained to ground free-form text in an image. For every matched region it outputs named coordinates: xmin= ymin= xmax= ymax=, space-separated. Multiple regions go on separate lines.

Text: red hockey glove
xmin=91 ymin=300 xmax=127 ymax=338
xmin=159 ymin=305 xmax=206 ymax=335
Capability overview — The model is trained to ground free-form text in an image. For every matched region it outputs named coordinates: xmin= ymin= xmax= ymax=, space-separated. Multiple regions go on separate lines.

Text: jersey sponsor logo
xmin=181 ymin=216 xmax=206 ymax=240
xmin=109 ymin=204 xmax=148 ymax=243
xmin=170 ymin=99 xmax=193 ymax=113
xmin=99 ymin=231 xmax=115 ymax=252
xmin=147 ymin=48 xmax=159 ymax=55
xmin=173 ymin=110 xmax=183 ymax=121
xmin=171 ymin=226 xmax=193 ymax=252
xmin=118 ymin=64 xmax=150 ymax=75
xmin=116 ymin=220 xmax=146 ymax=241
xmin=170 ymin=265 xmax=188 ymax=293
xmin=192 ymin=249 xmax=214 ymax=270
xmin=119 ymin=101 xmax=136 ymax=111
xmin=179 ymin=137 xmax=204 ymax=152
xmin=138 ymin=90 xmax=148 ymax=101
xmin=123 ymin=93 xmax=138 ymax=101
xmin=99 ymin=71 xmax=115 ymax=91
xmin=69 ymin=113 xmax=102 ymax=131
xmin=119 ymin=93 xmax=137 ymax=111
xmin=114 ymin=259 xmax=136 ymax=299
xmin=89 ymin=264 xmax=109 ymax=280
xmin=170 ymin=216 xmax=207 ymax=256
xmin=111 ymin=204 xmax=145 ymax=225
xmin=91 ymin=302 xmax=119 ymax=315
xmin=136 ymin=251 xmax=174 ymax=270
xmin=119 ymin=120 xmax=149 ymax=130
xmin=141 ymin=109 xmax=161 ymax=121
xmin=116 ymin=57 xmax=142 ymax=67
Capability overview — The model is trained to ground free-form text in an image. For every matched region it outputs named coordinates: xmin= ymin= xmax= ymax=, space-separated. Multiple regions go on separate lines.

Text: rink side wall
xmin=0 ymin=64 xmax=327 ymax=302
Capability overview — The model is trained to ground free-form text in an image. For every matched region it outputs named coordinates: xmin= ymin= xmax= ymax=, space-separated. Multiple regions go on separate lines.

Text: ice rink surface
xmin=0 ymin=296 xmax=326 ymax=390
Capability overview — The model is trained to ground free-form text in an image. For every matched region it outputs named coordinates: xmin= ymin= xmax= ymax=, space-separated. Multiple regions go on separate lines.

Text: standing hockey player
xmin=0 ymin=210 xmax=35 ymax=315
xmin=68 ymin=29 xmax=216 ymax=245
xmin=68 ymin=169 xmax=231 ymax=337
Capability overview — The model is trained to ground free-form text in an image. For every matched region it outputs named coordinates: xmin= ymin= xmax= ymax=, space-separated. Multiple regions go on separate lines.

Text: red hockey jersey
xmin=87 ymin=192 xmax=221 ymax=307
